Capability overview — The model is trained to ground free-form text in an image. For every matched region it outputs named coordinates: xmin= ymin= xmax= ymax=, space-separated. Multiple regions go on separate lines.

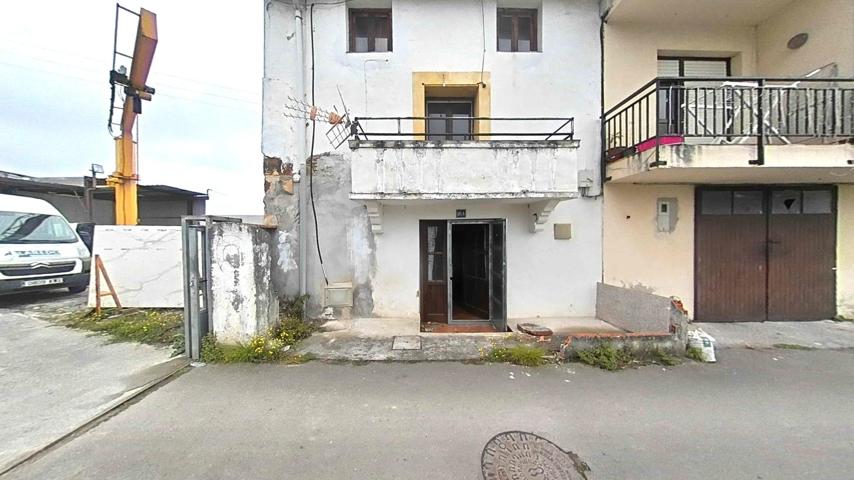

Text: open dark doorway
xmin=419 ymin=219 xmax=506 ymax=332
xmin=451 ymin=223 xmax=490 ymax=321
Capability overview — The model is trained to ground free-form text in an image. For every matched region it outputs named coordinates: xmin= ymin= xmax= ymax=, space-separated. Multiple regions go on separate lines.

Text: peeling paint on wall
xmin=210 ymin=222 xmax=279 ymax=344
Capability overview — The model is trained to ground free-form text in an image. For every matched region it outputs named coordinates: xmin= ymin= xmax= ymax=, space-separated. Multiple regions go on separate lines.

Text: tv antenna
xmin=283 ymin=86 xmax=354 ymax=149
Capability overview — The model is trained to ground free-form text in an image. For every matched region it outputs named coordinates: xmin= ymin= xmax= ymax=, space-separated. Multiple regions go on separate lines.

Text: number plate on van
xmin=22 ymin=278 xmax=63 ymax=287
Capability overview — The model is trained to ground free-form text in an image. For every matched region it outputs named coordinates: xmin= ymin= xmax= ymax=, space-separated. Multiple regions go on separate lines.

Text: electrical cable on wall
xmin=308 ymin=2 xmax=329 ymax=286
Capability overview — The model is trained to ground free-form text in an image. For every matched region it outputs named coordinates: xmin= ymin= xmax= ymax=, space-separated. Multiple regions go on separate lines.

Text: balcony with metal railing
xmin=603 ymin=77 xmax=854 ymax=184
xmin=348 ymin=116 xmax=586 ymax=202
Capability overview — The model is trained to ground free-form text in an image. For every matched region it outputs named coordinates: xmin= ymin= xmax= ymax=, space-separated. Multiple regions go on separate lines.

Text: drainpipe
xmin=599 ymin=13 xmax=607 ymax=286
xmin=294 ymin=5 xmax=308 ymax=298
xmin=599 ymin=15 xmax=607 ymax=193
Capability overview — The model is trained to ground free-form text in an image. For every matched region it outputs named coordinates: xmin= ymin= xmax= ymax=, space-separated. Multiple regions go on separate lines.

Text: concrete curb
xmin=297 ymin=331 xmax=687 ymax=362
xmin=0 ymin=358 xmax=190 ymax=478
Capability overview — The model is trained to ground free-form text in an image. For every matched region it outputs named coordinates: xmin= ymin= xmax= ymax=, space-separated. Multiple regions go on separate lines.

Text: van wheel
xmin=68 ymin=285 xmax=87 ymax=294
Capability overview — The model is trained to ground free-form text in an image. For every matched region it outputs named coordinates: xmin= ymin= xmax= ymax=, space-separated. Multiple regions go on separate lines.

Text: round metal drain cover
xmin=481 ymin=431 xmax=589 ymax=480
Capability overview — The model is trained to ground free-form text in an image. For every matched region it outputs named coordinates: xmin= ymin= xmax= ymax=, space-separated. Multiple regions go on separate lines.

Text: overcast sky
xmin=0 ymin=0 xmax=263 ymax=214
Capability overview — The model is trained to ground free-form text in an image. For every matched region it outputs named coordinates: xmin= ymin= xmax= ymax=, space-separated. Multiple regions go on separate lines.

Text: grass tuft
xmin=772 ymin=343 xmax=816 ymax=351
xmin=62 ymin=309 xmax=184 ymax=355
xmin=483 ymin=344 xmax=549 ymax=367
xmin=199 ymin=299 xmax=318 ymax=365
xmin=686 ymin=346 xmax=705 ymax=362
xmin=577 ymin=344 xmax=633 ymax=371
xmin=650 ymin=348 xmax=681 ymax=366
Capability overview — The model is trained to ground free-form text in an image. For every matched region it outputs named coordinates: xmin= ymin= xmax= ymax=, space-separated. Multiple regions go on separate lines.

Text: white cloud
xmin=0 ymin=0 xmax=264 ymax=215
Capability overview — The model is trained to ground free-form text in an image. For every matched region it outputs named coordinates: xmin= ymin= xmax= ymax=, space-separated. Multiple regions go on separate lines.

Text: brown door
xmin=696 ymin=187 xmax=837 ymax=322
xmin=420 ymin=220 xmax=448 ymax=323
xmin=767 ymin=188 xmax=836 ymax=321
xmin=696 ymin=189 xmax=767 ymax=322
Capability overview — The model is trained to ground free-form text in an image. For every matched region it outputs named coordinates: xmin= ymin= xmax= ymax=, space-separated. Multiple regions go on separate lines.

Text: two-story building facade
xmin=601 ymin=0 xmax=854 ymax=321
xmin=262 ymin=0 xmax=853 ymax=329
xmin=262 ymin=0 xmax=603 ymax=331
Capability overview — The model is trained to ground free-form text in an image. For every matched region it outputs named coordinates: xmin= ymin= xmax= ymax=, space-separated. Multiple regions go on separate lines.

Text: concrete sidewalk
xmin=0 ymin=292 xmax=184 ymax=473
xmin=6 ymin=348 xmax=854 ymax=480
xmin=693 ymin=320 xmax=854 ymax=349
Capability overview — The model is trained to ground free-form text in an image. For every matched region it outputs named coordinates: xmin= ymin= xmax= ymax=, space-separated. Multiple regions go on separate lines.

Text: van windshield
xmin=0 ymin=211 xmax=78 ymax=244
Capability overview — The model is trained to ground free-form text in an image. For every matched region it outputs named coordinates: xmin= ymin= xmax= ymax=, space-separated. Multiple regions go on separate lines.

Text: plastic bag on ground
xmin=687 ymin=329 xmax=717 ymax=362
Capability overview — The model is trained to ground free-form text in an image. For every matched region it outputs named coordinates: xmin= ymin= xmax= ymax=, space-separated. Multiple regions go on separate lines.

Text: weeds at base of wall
xmin=574 ymin=345 xmax=684 ymax=371
xmin=833 ymin=315 xmax=852 ymax=323
xmin=280 ymin=295 xmax=308 ymax=322
xmin=62 ymin=308 xmax=184 ymax=356
xmin=481 ymin=344 xmax=551 ymax=367
xmin=201 ymin=298 xmax=318 ymax=364
xmin=650 ymin=348 xmax=681 ymax=366
xmin=772 ymin=343 xmax=816 ymax=351
xmin=685 ymin=346 xmax=705 ymax=362
xmin=576 ymin=344 xmax=634 ymax=371
xmin=200 ymin=333 xmax=315 ymax=364
xmin=481 ymin=342 xmax=686 ymax=370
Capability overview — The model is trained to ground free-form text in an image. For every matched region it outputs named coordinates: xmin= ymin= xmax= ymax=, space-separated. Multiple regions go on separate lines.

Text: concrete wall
xmin=756 ymin=0 xmax=854 ymax=77
xmin=209 ymin=222 xmax=279 ymax=344
xmin=350 ymin=141 xmax=580 ymax=199
xmin=595 ymin=282 xmax=683 ymax=334
xmin=603 ymin=183 xmax=695 ymax=314
xmin=838 ymin=185 xmax=854 ymax=318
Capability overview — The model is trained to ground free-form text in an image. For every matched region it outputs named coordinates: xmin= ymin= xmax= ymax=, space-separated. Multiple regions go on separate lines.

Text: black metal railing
xmin=603 ymin=77 xmax=854 ymax=166
xmin=350 ymin=116 xmax=574 ymax=142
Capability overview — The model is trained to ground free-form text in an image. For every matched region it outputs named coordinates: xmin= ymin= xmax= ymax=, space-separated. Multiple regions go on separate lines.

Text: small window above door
xmin=348 ymin=8 xmax=392 ymax=53
xmin=497 ymin=8 xmax=538 ymax=52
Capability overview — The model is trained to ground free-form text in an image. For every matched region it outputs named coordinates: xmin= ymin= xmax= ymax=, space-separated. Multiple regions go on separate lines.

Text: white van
xmin=0 ymin=194 xmax=91 ymax=295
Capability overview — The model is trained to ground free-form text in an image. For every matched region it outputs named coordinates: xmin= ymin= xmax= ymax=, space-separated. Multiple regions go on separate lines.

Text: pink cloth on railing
xmin=636 ymin=135 xmax=684 ymax=153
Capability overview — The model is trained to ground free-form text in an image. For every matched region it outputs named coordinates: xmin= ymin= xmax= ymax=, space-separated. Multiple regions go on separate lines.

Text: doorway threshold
xmin=421 ymin=322 xmax=500 ymax=334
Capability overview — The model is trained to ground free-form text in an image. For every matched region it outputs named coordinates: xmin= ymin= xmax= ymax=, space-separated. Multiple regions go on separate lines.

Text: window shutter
xmin=657 ymin=59 xmax=680 ymax=76
xmin=683 ymin=60 xmax=728 ymax=77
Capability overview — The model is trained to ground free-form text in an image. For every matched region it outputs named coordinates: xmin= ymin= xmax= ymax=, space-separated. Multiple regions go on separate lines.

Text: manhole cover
xmin=481 ymin=431 xmax=589 ymax=480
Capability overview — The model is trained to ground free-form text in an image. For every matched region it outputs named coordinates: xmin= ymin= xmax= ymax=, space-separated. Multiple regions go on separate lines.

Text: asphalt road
xmin=0 ymin=291 xmax=179 ymax=474
xmin=4 ymin=348 xmax=854 ymax=480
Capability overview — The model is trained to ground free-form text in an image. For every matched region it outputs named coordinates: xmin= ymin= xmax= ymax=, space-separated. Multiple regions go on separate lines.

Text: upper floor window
xmin=349 ymin=8 xmax=392 ymax=53
xmin=657 ymin=57 xmax=730 ymax=77
xmin=426 ymin=100 xmax=473 ymax=141
xmin=497 ymin=8 xmax=538 ymax=52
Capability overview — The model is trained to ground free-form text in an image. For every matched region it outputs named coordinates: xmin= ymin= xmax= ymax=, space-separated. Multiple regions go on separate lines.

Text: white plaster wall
xmin=87 ymin=226 xmax=183 ymax=308
xmin=756 ymin=0 xmax=854 ymax=77
xmin=372 ymin=199 xmax=602 ymax=318
xmin=210 ymin=223 xmax=278 ymax=344
xmin=264 ymin=0 xmax=602 ymax=189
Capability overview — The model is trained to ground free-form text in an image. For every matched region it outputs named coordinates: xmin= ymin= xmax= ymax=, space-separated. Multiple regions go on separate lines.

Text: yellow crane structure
xmin=107 ymin=4 xmax=157 ymax=225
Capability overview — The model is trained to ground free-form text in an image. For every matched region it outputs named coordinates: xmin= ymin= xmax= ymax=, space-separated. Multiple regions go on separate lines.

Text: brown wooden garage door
xmin=695 ymin=186 xmax=836 ymax=322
